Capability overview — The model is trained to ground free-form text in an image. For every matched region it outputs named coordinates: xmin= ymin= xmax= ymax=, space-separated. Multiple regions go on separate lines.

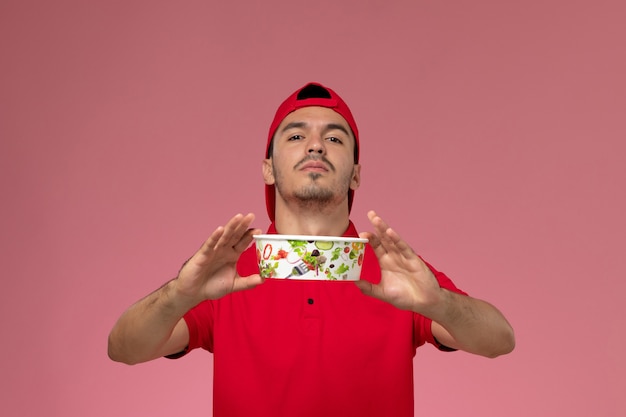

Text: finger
xmin=365 ymin=211 xmax=387 ymax=248
xmin=233 ymin=213 xmax=256 ymax=240
xmin=355 ymin=280 xmax=387 ymax=303
xmin=203 ymin=225 xmax=226 ymax=252
xmin=359 ymin=231 xmax=376 ymax=246
xmin=367 ymin=210 xmax=387 ymax=235
xmin=367 ymin=211 xmax=418 ymax=261
xmin=232 ymin=227 xmax=262 ymax=253
xmin=367 ymin=210 xmax=398 ymax=253
xmin=232 ymin=274 xmax=265 ymax=292
xmin=354 ymin=279 xmax=373 ymax=296
xmin=200 ymin=213 xmax=253 ymax=253
xmin=218 ymin=213 xmax=255 ymax=248
xmin=367 ymin=210 xmax=395 ymax=242
xmin=229 ymin=214 xmax=258 ymax=251
xmin=384 ymin=227 xmax=419 ymax=260
xmin=361 ymin=230 xmax=387 ymax=259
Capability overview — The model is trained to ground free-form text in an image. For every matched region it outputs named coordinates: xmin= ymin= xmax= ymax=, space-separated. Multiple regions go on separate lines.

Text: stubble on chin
xmin=275 ymin=172 xmax=351 ymax=212
xmin=272 ymin=156 xmax=354 ymax=210
xmin=294 ymin=174 xmax=335 ymax=203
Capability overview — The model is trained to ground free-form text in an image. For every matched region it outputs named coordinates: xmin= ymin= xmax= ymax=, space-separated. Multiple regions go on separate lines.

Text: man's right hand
xmin=174 ymin=213 xmax=264 ymax=306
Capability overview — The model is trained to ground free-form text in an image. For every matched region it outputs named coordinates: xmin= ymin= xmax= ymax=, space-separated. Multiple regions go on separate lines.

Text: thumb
xmin=354 ymin=279 xmax=374 ymax=296
xmin=232 ymin=274 xmax=265 ymax=293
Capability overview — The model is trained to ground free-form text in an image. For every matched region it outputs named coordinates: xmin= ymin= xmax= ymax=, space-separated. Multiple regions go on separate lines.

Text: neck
xmin=273 ymin=201 xmax=351 ymax=236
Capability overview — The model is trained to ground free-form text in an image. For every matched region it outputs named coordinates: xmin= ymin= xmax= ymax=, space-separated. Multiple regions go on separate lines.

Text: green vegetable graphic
xmin=314 ymin=241 xmax=334 ymax=250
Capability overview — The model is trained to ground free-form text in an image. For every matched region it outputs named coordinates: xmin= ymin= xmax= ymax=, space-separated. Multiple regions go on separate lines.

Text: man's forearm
xmin=429 ymin=290 xmax=515 ymax=358
xmin=107 ymin=279 xmax=195 ymax=365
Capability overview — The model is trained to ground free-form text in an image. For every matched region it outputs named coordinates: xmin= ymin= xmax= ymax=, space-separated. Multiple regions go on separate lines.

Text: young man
xmin=108 ymin=82 xmax=515 ymax=417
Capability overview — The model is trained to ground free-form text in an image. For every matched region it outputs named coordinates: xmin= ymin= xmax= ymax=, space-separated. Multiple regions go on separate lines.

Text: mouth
xmin=299 ymin=161 xmax=329 ymax=173
xmin=295 ymin=156 xmax=332 ymax=172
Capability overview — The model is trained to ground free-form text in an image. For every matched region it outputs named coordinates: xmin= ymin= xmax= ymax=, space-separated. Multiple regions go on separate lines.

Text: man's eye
xmin=327 ymin=136 xmax=343 ymax=144
xmin=288 ymin=134 xmax=303 ymax=141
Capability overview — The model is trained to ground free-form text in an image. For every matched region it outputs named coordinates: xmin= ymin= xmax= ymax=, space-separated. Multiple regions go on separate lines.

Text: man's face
xmin=263 ymin=106 xmax=361 ymax=211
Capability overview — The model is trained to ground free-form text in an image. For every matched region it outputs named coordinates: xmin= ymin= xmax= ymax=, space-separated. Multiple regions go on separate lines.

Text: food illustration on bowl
xmin=253 ymin=235 xmax=368 ymax=281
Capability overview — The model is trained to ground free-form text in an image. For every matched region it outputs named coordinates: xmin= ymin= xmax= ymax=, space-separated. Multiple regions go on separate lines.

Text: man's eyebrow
xmin=279 ymin=121 xmax=307 ymax=133
xmin=324 ymin=123 xmax=350 ymax=137
xmin=279 ymin=121 xmax=351 ymax=137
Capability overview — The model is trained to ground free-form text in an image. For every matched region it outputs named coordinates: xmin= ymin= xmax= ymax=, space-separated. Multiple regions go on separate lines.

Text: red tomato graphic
xmin=262 ymin=243 xmax=272 ymax=260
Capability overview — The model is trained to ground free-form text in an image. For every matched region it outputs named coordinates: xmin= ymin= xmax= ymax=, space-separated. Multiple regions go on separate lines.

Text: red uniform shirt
xmin=176 ymin=222 xmax=467 ymax=417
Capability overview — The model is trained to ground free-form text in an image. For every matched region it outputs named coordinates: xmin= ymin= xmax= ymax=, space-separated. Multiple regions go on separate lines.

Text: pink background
xmin=1 ymin=1 xmax=624 ymax=416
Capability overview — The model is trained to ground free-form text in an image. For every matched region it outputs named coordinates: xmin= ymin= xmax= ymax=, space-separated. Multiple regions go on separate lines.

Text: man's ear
xmin=262 ymin=159 xmax=275 ymax=185
xmin=350 ymin=164 xmax=361 ymax=191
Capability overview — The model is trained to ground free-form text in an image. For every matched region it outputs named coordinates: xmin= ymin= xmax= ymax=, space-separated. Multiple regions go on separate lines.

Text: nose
xmin=308 ymin=135 xmax=326 ymax=155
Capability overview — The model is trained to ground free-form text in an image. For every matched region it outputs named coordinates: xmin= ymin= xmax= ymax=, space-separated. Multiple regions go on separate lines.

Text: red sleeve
xmin=413 ymin=259 xmax=468 ymax=351
xmin=183 ymin=300 xmax=215 ymax=352
xmin=164 ymin=300 xmax=214 ymax=359
xmin=166 ymin=245 xmax=259 ymax=359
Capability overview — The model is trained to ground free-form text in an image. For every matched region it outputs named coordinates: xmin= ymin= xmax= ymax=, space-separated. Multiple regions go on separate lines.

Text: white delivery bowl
xmin=253 ymin=234 xmax=368 ymax=281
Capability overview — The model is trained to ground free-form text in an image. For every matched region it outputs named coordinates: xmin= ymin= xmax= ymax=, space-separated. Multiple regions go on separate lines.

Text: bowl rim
xmin=253 ymin=234 xmax=368 ymax=243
